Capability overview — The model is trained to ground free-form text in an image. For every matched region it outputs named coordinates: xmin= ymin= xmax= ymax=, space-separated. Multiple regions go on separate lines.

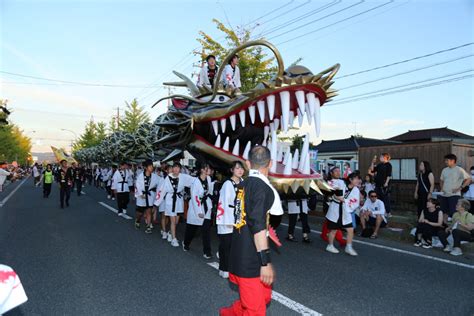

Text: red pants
xmin=220 ymin=273 xmax=272 ymax=316
xmin=320 ymin=220 xmax=347 ymax=247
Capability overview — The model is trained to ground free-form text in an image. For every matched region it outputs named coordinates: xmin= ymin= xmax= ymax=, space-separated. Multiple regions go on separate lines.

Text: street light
xmin=60 ymin=129 xmax=78 ymax=153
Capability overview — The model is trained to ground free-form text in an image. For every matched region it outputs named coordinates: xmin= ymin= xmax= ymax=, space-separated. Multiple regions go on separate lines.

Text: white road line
xmin=280 ymin=223 xmax=474 ymax=270
xmin=98 ymin=202 xmax=132 ymax=220
xmin=207 ymin=262 xmax=322 ymax=316
xmin=0 ymin=177 xmax=29 ymax=207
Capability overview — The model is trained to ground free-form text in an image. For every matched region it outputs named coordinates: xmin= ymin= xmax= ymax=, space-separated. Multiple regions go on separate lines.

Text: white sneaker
xmin=118 ymin=212 xmax=123 ymax=217
xmin=167 ymin=233 xmax=173 ymax=242
xmin=449 ymin=247 xmax=463 ymax=256
xmin=161 ymin=231 xmax=168 ymax=240
xmin=216 ymin=252 xmax=220 ymax=260
xmin=107 ymin=195 xmax=111 ymax=199
xmin=443 ymin=245 xmax=452 ymax=252
xmin=112 ymin=197 xmax=115 ymax=201
xmin=345 ymin=245 xmax=358 ymax=256
xmin=219 ymin=271 xmax=229 ymax=279
xmin=326 ymin=244 xmax=339 ymax=254
xmin=171 ymin=239 xmax=179 ymax=247
xmin=122 ymin=210 xmax=127 ymax=215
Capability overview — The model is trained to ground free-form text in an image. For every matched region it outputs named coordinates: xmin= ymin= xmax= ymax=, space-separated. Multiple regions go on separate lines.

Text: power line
xmin=268 ymin=0 xmax=365 ymax=40
xmin=330 ymin=73 xmax=474 ymax=106
xmin=336 ymin=42 xmax=474 ymax=79
xmin=275 ymin=0 xmax=394 ymax=45
xmin=13 ymin=108 xmax=110 ymax=120
xmin=0 ymin=70 xmax=162 ymax=88
xmin=0 ymin=80 xmax=164 ymax=88
xmin=243 ymin=0 xmax=296 ymax=27
xmin=338 ymin=54 xmax=474 ymax=90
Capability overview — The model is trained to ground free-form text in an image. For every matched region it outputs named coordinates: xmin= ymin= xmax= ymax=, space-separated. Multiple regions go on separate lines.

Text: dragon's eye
xmin=213 ymin=95 xmax=230 ymax=103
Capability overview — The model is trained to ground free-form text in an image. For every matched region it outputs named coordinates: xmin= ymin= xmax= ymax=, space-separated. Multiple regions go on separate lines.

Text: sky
xmin=1 ymin=0 xmax=473 ymax=153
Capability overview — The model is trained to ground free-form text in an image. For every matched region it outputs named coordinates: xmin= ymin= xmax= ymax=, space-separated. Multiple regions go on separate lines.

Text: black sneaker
xmin=286 ymin=235 xmax=298 ymax=242
xmin=413 ymin=240 xmax=422 ymax=247
xmin=203 ymin=253 xmax=212 ymax=259
xmin=182 ymin=242 xmax=189 ymax=252
xmin=302 ymin=236 xmax=312 ymax=243
xmin=135 ymin=222 xmax=140 ymax=229
xmin=145 ymin=227 xmax=152 ymax=234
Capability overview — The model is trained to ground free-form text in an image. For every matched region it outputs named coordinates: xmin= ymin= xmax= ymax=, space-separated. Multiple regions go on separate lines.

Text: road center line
xmin=280 ymin=223 xmax=474 ymax=270
xmin=98 ymin=202 xmax=133 ymax=220
xmin=0 ymin=177 xmax=29 ymax=207
xmin=207 ymin=262 xmax=322 ymax=316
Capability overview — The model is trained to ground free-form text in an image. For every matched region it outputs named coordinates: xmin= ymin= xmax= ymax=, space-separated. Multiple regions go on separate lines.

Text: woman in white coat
xmin=183 ymin=162 xmax=214 ymax=258
xmin=326 ymin=172 xmax=360 ymax=256
xmin=216 ymin=161 xmax=244 ymax=278
xmin=135 ymin=159 xmax=160 ymax=234
xmin=154 ymin=162 xmax=194 ymax=247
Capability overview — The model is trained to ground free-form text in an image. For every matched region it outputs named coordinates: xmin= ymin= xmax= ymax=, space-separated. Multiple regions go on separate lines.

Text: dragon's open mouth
xmin=192 ymin=84 xmax=326 ymax=180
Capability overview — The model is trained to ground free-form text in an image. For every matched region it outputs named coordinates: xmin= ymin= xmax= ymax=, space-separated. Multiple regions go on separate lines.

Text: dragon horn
xmin=152 ymin=40 xmax=285 ymax=108
xmin=163 ymin=71 xmax=200 ymax=97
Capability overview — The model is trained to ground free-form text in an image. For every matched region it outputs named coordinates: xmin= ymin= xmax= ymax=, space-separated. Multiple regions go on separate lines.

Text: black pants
xmin=438 ymin=229 xmax=473 ymax=248
xmin=43 ymin=183 xmax=52 ymax=197
xmin=218 ymin=233 xmax=232 ymax=272
xmin=415 ymin=223 xmax=440 ymax=242
xmin=416 ymin=192 xmax=428 ymax=218
xmin=116 ymin=192 xmax=130 ymax=213
xmin=75 ymin=180 xmax=83 ymax=196
xmin=288 ymin=213 xmax=310 ymax=235
xmin=376 ymin=187 xmax=391 ymax=214
xmin=184 ymin=219 xmax=212 ymax=255
xmin=60 ymin=186 xmax=71 ymax=207
xmin=106 ymin=185 xmax=112 ymax=196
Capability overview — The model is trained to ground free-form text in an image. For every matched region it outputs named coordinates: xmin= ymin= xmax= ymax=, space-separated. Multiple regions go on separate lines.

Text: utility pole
xmin=116 ymin=107 xmax=120 ymax=128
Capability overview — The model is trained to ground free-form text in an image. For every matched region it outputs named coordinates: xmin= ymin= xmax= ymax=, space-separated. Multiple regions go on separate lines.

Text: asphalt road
xmin=1 ymin=179 xmax=473 ymax=315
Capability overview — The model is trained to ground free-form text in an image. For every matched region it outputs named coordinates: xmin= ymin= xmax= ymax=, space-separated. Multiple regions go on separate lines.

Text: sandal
xmin=286 ymin=235 xmax=298 ymax=242
xmin=370 ymin=234 xmax=377 ymax=239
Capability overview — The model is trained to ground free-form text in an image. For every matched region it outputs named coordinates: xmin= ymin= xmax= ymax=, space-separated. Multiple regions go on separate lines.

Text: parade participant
xmin=217 ymin=161 xmax=244 ymax=278
xmin=155 ymin=162 xmax=194 ymax=247
xmin=94 ymin=167 xmax=101 ymax=188
xmin=135 ymin=159 xmax=160 ymax=233
xmin=74 ymin=163 xmax=85 ymax=196
xmin=221 ymin=146 xmax=277 ymax=316
xmin=152 ymin=167 xmax=164 ymax=226
xmin=156 ymin=165 xmax=170 ymax=239
xmin=70 ymin=162 xmax=77 ymax=192
xmin=103 ymin=166 xmax=114 ymax=199
xmin=85 ymin=167 xmax=93 ymax=185
xmin=0 ymin=162 xmax=11 ymax=193
xmin=197 ymin=54 xmax=218 ymax=89
xmin=321 ymin=166 xmax=347 ymax=247
xmin=58 ymin=159 xmax=73 ymax=208
xmin=42 ymin=164 xmax=53 ymax=198
xmin=101 ymin=166 xmax=109 ymax=189
xmin=32 ymin=163 xmax=40 ymax=186
xmin=112 ymin=162 xmax=132 ymax=217
xmin=325 ymin=172 xmax=360 ymax=256
xmin=286 ymin=198 xmax=311 ymax=243
xmin=222 ymin=54 xmax=241 ymax=90
xmin=183 ymin=162 xmax=214 ymax=258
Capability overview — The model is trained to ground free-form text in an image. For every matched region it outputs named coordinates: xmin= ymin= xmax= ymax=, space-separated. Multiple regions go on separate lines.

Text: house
xmin=359 ymin=127 xmax=474 ymax=210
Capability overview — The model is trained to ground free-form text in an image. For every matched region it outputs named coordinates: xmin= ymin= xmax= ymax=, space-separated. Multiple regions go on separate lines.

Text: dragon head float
xmin=152 ymin=40 xmax=339 ymax=197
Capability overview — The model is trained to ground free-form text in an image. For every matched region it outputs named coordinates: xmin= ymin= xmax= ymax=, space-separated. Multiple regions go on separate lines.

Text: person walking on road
xmin=42 ymin=164 xmax=54 ymax=198
xmin=112 ymin=162 xmax=132 ymax=217
xmin=220 ymin=146 xmax=277 ymax=316
xmin=58 ymin=159 xmax=73 ymax=208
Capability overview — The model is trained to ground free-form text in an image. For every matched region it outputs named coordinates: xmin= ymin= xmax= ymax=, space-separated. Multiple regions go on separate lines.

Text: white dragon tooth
xmin=314 ymin=97 xmax=321 ymax=137
xmin=230 ymin=114 xmax=236 ymax=131
xmin=257 ymin=100 xmax=266 ymax=122
xmin=267 ymin=95 xmax=275 ymax=120
xmin=249 ymin=105 xmax=256 ymax=124
xmin=270 ymin=130 xmax=277 ymax=161
xmin=264 ymin=125 xmax=270 ymax=142
xmin=262 ymin=139 xmax=267 ymax=147
xmin=220 ymin=118 xmax=227 ymax=133
xmin=277 ymin=143 xmax=284 ymax=162
xmin=292 ymin=148 xmax=299 ymax=170
xmin=305 ymin=103 xmax=312 ymax=126
xmin=232 ymin=139 xmax=240 ymax=156
xmin=297 ymin=109 xmax=304 ymax=127
xmin=289 ymin=111 xmax=295 ymax=129
xmin=283 ymin=153 xmax=293 ymax=175
xmin=302 ymin=152 xmax=311 ymax=175
xmin=299 ymin=134 xmax=310 ymax=172
xmin=223 ymin=137 xmax=230 ymax=151
xmin=273 ymin=118 xmax=280 ymax=132
xmin=212 ymin=121 xmax=218 ymax=135
xmin=214 ymin=134 xmax=221 ymax=148
xmin=239 ymin=110 xmax=246 ymax=127
xmin=295 ymin=90 xmax=306 ymax=114
xmin=243 ymin=141 xmax=251 ymax=159
xmin=306 ymin=92 xmax=317 ymax=118
xmin=279 ymin=91 xmax=290 ymax=133
xmin=270 ymin=122 xmax=275 ymax=132
xmin=282 ymin=147 xmax=291 ymax=166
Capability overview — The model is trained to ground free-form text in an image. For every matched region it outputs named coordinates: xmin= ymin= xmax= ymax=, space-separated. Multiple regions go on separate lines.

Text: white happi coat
xmin=248 ymin=170 xmax=283 ymax=216
xmin=135 ymin=172 xmax=160 ymax=208
xmin=326 ymin=179 xmax=360 ymax=225
xmin=154 ymin=173 xmax=194 ymax=216
xmin=111 ymin=169 xmax=132 ymax=193
xmin=222 ymin=64 xmax=241 ymax=89
xmin=287 ymin=199 xmax=309 ymax=215
xmin=187 ymin=176 xmax=214 ymax=226
xmin=197 ymin=65 xmax=218 ymax=89
xmin=104 ymin=169 xmax=114 ymax=187
xmin=217 ymin=179 xmax=240 ymax=235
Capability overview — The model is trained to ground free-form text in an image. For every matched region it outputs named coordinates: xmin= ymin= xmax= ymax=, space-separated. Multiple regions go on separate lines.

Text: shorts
xmin=327 ymin=218 xmax=353 ymax=230
xmin=136 ymin=206 xmax=151 ymax=213
xmin=368 ymin=216 xmax=387 ymax=227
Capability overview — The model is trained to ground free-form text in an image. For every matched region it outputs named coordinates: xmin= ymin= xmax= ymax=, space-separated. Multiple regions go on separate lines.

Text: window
xmin=390 ymin=158 xmax=417 ymax=180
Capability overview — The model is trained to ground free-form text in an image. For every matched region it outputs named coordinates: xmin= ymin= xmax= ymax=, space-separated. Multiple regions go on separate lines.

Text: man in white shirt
xmin=197 ymin=54 xmax=218 ymax=89
xmin=112 ymin=162 xmax=132 ymax=217
xmin=32 ymin=163 xmax=40 ymax=186
xmin=222 ymin=54 xmax=241 ymax=90
xmin=440 ymin=154 xmax=471 ymax=217
xmin=0 ymin=162 xmax=11 ymax=192
xmin=359 ymin=190 xmax=387 ymax=238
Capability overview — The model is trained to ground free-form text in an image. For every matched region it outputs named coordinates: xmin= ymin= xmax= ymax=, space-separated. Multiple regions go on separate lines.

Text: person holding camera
xmin=369 ymin=153 xmax=392 ymax=217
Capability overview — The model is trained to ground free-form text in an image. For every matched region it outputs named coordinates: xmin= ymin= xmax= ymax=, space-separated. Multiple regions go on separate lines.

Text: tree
xmin=73 ymin=118 xmax=109 ymax=152
xmin=197 ymin=19 xmax=278 ymax=92
xmin=120 ymin=98 xmax=150 ymax=133
xmin=0 ymin=123 xmax=32 ymax=164
xmin=96 ymin=122 xmax=107 ymax=142
xmin=290 ymin=134 xmax=304 ymax=153
xmin=108 ymin=115 xmax=119 ymax=133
